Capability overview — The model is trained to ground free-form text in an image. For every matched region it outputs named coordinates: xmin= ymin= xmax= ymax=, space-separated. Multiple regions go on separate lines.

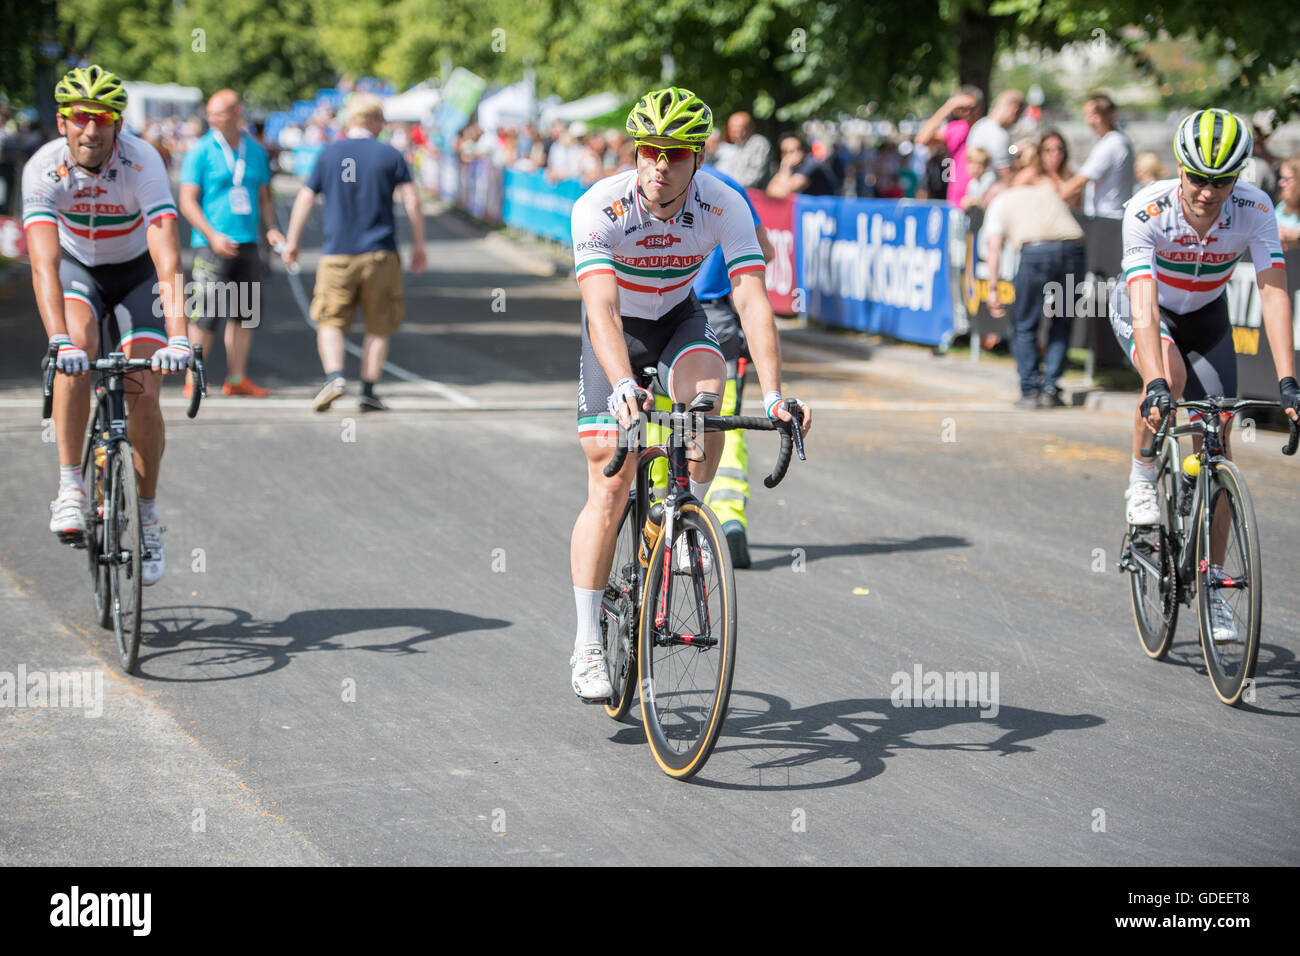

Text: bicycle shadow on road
xmin=660 ymin=690 xmax=1103 ymax=791
xmin=744 ymin=535 xmax=971 ymax=572
xmin=1164 ymin=636 xmax=1300 ymax=716
xmin=133 ymin=604 xmax=510 ymax=682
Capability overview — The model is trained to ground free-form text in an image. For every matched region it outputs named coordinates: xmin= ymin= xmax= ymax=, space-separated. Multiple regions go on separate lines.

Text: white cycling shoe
xmin=1125 ymin=480 xmax=1160 ymax=526
xmin=1209 ymin=591 xmax=1239 ymax=645
xmin=673 ymin=535 xmax=714 ymax=575
xmin=570 ymin=643 xmax=613 ymax=701
xmin=49 ymin=487 xmax=87 ymax=543
xmin=142 ymin=520 xmax=166 ymax=586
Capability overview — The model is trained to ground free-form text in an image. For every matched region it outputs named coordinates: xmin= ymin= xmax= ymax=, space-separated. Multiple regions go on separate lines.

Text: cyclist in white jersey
xmin=567 ymin=88 xmax=812 ymax=700
xmin=1112 ymin=108 xmax=1298 ymax=641
xmin=22 ymin=66 xmax=192 ymax=585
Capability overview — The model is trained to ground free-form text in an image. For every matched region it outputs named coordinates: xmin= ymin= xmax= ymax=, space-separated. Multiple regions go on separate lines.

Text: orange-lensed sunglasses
xmin=636 ymin=143 xmax=700 ymax=164
xmin=60 ymin=107 xmax=121 ymax=128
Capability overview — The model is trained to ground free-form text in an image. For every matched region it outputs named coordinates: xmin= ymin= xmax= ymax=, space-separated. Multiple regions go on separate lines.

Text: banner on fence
xmin=795 ymin=196 xmax=954 ymax=346
xmin=502 ymin=169 xmax=585 ymax=244
xmin=746 ymin=190 xmax=796 ymax=315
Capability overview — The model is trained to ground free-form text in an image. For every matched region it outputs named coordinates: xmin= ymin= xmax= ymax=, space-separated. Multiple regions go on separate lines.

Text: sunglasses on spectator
xmin=636 ymin=143 xmax=700 ymax=164
xmin=1182 ymin=168 xmax=1237 ymax=189
xmin=60 ymin=107 xmax=120 ymax=127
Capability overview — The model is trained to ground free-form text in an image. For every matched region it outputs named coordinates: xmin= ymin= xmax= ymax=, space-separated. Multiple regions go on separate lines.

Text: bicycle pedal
xmin=57 ymin=530 xmax=88 ymax=548
xmin=576 ymin=694 xmax=611 ymax=705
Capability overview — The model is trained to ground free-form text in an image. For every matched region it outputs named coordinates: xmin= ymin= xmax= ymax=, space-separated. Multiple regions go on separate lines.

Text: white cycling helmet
xmin=1173 ymin=108 xmax=1252 ymax=177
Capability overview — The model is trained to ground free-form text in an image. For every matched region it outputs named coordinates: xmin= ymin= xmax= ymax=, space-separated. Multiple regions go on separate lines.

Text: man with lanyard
xmin=567 ymin=87 xmax=812 ymax=700
xmin=1112 ymin=108 xmax=1300 ymax=642
xmin=23 ymin=66 xmax=192 ymax=585
xmin=179 ymin=88 xmax=282 ymax=397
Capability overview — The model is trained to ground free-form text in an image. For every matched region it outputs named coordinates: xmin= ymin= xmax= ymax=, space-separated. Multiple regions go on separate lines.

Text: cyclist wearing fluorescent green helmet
xmin=565 ymin=87 xmax=812 ymax=701
xmin=1111 ymin=107 xmax=1297 ymax=641
xmin=23 ymin=64 xmax=190 ymax=585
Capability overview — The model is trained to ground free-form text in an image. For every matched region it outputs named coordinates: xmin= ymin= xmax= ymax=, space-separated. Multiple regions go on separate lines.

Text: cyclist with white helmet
xmin=1112 ymin=108 xmax=1298 ymax=641
xmin=23 ymin=66 xmax=191 ymax=585
xmin=566 ymin=87 xmax=812 ymax=700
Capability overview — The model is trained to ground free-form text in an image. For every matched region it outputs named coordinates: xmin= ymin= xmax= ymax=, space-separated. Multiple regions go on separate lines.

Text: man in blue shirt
xmin=180 ymin=89 xmax=282 ymax=396
xmin=282 ymin=94 xmax=427 ymax=412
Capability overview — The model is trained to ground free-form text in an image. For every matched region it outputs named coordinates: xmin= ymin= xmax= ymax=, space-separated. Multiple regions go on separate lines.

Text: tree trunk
xmin=956 ymin=4 xmax=1001 ymax=99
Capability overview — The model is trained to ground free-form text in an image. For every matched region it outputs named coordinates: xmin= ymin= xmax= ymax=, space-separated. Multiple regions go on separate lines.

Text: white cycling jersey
xmin=21 ymin=131 xmax=177 ymax=267
xmin=571 ymin=169 xmax=765 ymax=319
xmin=1121 ymin=178 xmax=1285 ymax=314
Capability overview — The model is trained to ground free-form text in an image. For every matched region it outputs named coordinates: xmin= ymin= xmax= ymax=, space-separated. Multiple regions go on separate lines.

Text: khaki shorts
xmin=310 ymin=251 xmax=404 ymax=335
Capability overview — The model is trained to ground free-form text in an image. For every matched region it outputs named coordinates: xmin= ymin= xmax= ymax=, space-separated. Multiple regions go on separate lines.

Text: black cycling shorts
xmin=577 ymin=291 xmax=724 ymax=439
xmin=1109 ymin=284 xmax=1236 ymax=402
xmin=60 ymin=250 xmax=166 ymax=353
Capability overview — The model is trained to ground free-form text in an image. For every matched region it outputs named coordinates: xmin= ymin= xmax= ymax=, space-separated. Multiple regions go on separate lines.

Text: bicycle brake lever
xmin=783 ymin=399 xmax=807 ymax=461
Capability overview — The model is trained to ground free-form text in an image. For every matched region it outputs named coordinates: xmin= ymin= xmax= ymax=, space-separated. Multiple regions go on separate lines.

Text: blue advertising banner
xmin=502 ymin=169 xmax=585 ymax=244
xmin=795 ymin=196 xmax=954 ymax=346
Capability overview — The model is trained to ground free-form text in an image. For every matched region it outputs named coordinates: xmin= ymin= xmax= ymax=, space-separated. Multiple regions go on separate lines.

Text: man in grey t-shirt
xmin=1059 ymin=93 xmax=1134 ymax=218
xmin=966 ymin=89 xmax=1025 ymax=184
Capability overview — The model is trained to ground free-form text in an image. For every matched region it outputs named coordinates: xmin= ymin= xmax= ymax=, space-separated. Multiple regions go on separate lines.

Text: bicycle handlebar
xmin=40 ymin=343 xmax=208 ymax=420
xmin=601 ymin=399 xmax=807 ymax=488
xmin=1141 ymin=397 xmax=1300 ymax=458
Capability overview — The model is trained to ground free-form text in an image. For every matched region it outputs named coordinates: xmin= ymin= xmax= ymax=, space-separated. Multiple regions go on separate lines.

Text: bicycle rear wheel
xmin=1128 ymin=448 xmax=1180 ymax=659
xmin=1195 ymin=460 xmax=1261 ymax=706
xmin=602 ymin=495 xmax=640 ymax=720
xmin=638 ymin=500 xmax=736 ymax=780
xmin=107 ymin=444 xmax=143 ymax=673
xmin=80 ymin=417 xmax=110 ymax=628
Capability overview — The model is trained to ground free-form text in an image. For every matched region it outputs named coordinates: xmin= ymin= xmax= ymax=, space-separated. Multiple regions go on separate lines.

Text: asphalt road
xmin=1 ymin=199 xmax=1297 ymax=866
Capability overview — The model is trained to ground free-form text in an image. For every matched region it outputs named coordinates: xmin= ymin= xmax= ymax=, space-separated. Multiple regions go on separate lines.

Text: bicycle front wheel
xmin=602 ymin=495 xmax=639 ymax=721
xmin=638 ymin=500 xmax=736 ymax=780
xmin=1129 ymin=446 xmax=1180 ymax=659
xmin=1195 ymin=460 xmax=1262 ymax=706
xmin=107 ymin=444 xmax=143 ymax=673
xmin=80 ymin=417 xmax=110 ymax=628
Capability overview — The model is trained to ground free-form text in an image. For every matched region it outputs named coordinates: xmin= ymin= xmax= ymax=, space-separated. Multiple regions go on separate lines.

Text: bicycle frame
xmin=1129 ymin=398 xmax=1298 ymax=606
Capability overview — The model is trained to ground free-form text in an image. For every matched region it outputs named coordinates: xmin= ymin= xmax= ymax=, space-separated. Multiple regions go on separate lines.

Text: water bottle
xmin=1178 ymin=454 xmax=1198 ymax=516
xmin=639 ymin=499 xmax=664 ymax=567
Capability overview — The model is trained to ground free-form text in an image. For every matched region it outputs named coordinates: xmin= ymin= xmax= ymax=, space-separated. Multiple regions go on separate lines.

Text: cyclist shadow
xmin=609 ymin=691 xmax=1102 ymax=790
xmin=744 ymin=535 xmax=971 ymax=572
xmin=1165 ymin=636 xmax=1300 ymax=715
xmin=134 ymin=604 xmax=510 ymax=682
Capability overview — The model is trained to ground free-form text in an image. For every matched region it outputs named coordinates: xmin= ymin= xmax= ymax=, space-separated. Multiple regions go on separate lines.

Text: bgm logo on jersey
xmin=693 ymin=191 xmax=724 ymax=217
xmin=602 ymin=191 xmax=636 ymax=222
xmin=635 ymin=234 xmax=681 ymax=249
xmin=1134 ymin=194 xmax=1173 ymax=223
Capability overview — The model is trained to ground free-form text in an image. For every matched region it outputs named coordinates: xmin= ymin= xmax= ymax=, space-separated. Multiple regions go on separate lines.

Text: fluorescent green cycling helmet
xmin=625 ymin=87 xmax=712 ymax=145
xmin=55 ymin=65 xmax=128 ymax=113
xmin=1173 ymin=108 xmax=1252 ymax=177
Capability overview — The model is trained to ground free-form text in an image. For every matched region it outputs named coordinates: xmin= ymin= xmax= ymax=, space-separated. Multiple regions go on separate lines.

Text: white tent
xmin=476 ymin=80 xmax=535 ymax=134
xmin=383 ymin=83 xmax=441 ymax=123
xmin=538 ymin=92 xmax=621 ymax=126
xmin=122 ymin=81 xmax=204 ymax=134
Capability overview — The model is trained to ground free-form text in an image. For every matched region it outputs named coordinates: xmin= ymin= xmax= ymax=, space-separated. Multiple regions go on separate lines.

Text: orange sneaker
xmin=222 ymin=377 xmax=269 ymax=397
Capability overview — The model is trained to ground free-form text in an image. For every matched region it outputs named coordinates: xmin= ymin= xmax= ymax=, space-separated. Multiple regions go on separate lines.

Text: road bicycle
xmin=599 ymin=370 xmax=805 ymax=779
xmin=1119 ymin=397 xmax=1297 ymax=705
xmin=42 ymin=342 xmax=207 ymax=673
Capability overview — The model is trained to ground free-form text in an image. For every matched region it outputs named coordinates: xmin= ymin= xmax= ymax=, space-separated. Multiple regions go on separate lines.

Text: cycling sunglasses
xmin=60 ymin=107 xmax=121 ymax=128
xmin=636 ymin=142 xmax=701 ymax=164
xmin=1182 ymin=168 xmax=1237 ymax=189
